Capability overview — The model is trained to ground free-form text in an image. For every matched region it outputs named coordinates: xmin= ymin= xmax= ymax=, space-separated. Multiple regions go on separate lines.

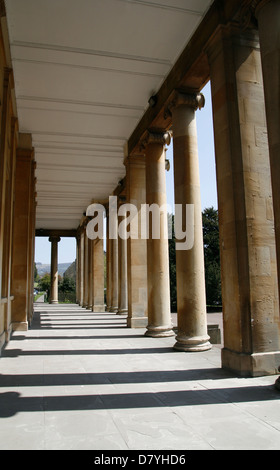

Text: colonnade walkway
xmin=0 ymin=303 xmax=279 ymax=450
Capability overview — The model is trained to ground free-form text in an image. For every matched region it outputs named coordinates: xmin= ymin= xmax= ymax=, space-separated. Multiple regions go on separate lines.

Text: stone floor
xmin=0 ymin=303 xmax=279 ymax=450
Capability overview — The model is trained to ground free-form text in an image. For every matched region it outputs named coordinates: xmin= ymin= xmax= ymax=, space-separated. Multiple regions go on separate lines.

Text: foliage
xmin=202 ymin=207 xmax=222 ymax=306
xmin=59 ymin=276 xmax=76 ymax=293
xmin=37 ymin=273 xmax=51 ymax=293
xmin=168 ymin=214 xmax=177 ymax=312
xmin=168 ymin=207 xmax=222 ymax=311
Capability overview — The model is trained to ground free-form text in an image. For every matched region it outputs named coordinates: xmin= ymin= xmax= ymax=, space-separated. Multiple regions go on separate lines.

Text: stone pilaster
xmin=49 ymin=236 xmax=61 ymax=304
xmin=252 ymin=0 xmax=280 ymax=386
xmin=167 ymin=92 xmax=211 ymax=351
xmin=140 ymin=131 xmax=174 ymax=338
xmin=206 ymin=25 xmax=280 ymax=376
xmin=11 ymin=137 xmax=35 ymax=331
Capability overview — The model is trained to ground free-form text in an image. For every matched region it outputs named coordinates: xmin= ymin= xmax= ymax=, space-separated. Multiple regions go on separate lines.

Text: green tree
xmin=37 ymin=273 xmax=51 ymax=293
xmin=34 ymin=263 xmax=39 ymax=283
xmin=59 ymin=276 xmax=75 ymax=293
xmin=202 ymin=207 xmax=222 ymax=306
xmin=168 ymin=214 xmax=177 ymax=312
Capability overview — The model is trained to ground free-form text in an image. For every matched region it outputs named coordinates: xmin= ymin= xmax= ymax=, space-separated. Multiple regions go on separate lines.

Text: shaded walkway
xmin=0 ymin=304 xmax=279 ymax=450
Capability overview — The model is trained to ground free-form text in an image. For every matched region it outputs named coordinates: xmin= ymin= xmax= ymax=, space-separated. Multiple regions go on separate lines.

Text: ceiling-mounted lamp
xmin=148 ymin=94 xmax=157 ymax=108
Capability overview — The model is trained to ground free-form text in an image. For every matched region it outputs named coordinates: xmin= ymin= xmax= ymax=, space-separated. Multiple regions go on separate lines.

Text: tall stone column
xmin=105 ymin=209 xmax=112 ymax=311
xmin=76 ymin=234 xmax=81 ymax=304
xmin=167 ymin=93 xmax=211 ymax=351
xmin=87 ymin=238 xmax=93 ymax=310
xmin=252 ymin=0 xmax=280 ymax=386
xmin=49 ymin=236 xmax=61 ymax=304
xmin=125 ymin=154 xmax=148 ymax=328
xmin=206 ymin=25 xmax=280 ymax=376
xmin=11 ymin=134 xmax=35 ymax=331
xmin=79 ymin=231 xmax=84 ymax=307
xmin=118 ymin=200 xmax=128 ymax=315
xmin=92 ymin=237 xmax=106 ymax=312
xmin=110 ymin=214 xmax=119 ymax=313
xmin=140 ymin=131 xmax=174 ymax=337
xmin=83 ymin=227 xmax=89 ymax=308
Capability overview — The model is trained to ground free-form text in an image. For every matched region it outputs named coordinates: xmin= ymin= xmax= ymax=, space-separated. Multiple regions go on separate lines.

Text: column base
xmin=12 ymin=321 xmax=28 ymax=331
xmin=222 ymin=348 xmax=280 ymax=377
xmin=275 ymin=375 xmax=280 ymax=391
xmin=92 ymin=305 xmax=106 ymax=313
xmin=109 ymin=307 xmax=118 ymax=313
xmin=174 ymin=334 xmax=212 ymax=352
xmin=117 ymin=309 xmax=128 ymax=316
xmin=50 ymin=300 xmax=58 ymax=305
xmin=145 ymin=325 xmax=175 ymax=338
xmin=127 ymin=316 xmax=148 ymax=328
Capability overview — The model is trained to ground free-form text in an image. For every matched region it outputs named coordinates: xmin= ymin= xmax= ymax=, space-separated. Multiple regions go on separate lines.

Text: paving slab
xmin=0 ymin=304 xmax=279 ymax=450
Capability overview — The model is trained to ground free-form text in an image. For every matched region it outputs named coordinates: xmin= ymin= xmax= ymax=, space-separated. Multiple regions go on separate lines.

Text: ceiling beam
xmin=35 ymin=229 xmax=77 ymax=238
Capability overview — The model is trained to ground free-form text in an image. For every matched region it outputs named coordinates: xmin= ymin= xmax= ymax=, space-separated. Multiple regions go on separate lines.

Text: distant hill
xmin=36 ymin=262 xmax=72 ymax=276
xmin=64 ymin=260 xmax=76 ymax=280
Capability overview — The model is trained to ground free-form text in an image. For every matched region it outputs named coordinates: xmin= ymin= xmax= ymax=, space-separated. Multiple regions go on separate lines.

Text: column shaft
xmin=79 ymin=232 xmax=84 ymax=307
xmin=171 ymin=95 xmax=211 ymax=351
xmin=118 ymin=207 xmax=128 ymax=315
xmin=143 ymin=132 xmax=174 ymax=337
xmin=76 ymin=235 xmax=81 ymax=304
xmin=110 ymin=214 xmax=118 ymax=313
xmin=106 ymin=211 xmax=111 ymax=311
xmin=87 ymin=238 xmax=93 ymax=309
xmin=49 ymin=236 xmax=61 ymax=304
xmin=92 ymin=237 xmax=106 ymax=312
xmin=83 ymin=228 xmax=89 ymax=308
xmin=11 ymin=137 xmax=35 ymax=330
xmin=125 ymin=155 xmax=148 ymax=328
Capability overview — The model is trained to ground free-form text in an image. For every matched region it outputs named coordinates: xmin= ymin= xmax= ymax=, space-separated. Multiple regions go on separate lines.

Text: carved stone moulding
xmin=139 ymin=130 xmax=172 ymax=151
xmin=164 ymin=91 xmax=205 ymax=119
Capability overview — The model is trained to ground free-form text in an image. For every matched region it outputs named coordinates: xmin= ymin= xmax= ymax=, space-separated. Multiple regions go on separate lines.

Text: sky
xmin=35 ymin=82 xmax=217 ymax=265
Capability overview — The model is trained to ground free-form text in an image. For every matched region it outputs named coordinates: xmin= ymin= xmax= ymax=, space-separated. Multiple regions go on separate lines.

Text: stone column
xmin=92 ymin=237 xmax=106 ymax=312
xmin=206 ymin=25 xmax=280 ymax=376
xmin=252 ymin=0 xmax=280 ymax=386
xmin=110 ymin=214 xmax=119 ymax=313
xmin=83 ymin=227 xmax=89 ymax=308
xmin=76 ymin=234 xmax=81 ymax=304
xmin=140 ymin=131 xmax=174 ymax=337
xmin=118 ymin=200 xmax=128 ymax=315
xmin=105 ymin=209 xmax=112 ymax=311
xmin=87 ymin=238 xmax=93 ymax=310
xmin=79 ymin=231 xmax=84 ymax=307
xmin=125 ymin=154 xmax=148 ymax=328
xmin=49 ymin=236 xmax=61 ymax=304
xmin=167 ymin=93 xmax=211 ymax=351
xmin=11 ymin=135 xmax=35 ymax=330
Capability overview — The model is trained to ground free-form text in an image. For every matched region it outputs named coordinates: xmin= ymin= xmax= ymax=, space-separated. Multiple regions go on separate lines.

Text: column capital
xmin=139 ymin=130 xmax=172 ymax=151
xmin=239 ymin=0 xmax=271 ymax=28
xmin=164 ymin=91 xmax=205 ymax=119
xmin=48 ymin=236 xmax=61 ymax=243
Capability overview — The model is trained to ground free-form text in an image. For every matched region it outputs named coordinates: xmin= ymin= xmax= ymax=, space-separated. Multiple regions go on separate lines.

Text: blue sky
xmin=35 ymin=82 xmax=217 ymax=265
